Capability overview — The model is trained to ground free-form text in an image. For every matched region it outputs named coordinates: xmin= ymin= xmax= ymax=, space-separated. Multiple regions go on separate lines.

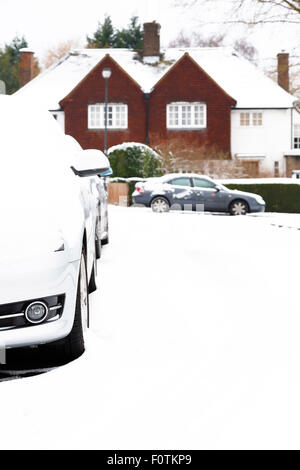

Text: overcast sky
xmin=0 ymin=0 xmax=298 ymax=64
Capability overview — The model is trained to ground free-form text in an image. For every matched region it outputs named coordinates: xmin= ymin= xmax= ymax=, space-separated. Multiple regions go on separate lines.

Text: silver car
xmin=132 ymin=174 xmax=265 ymax=215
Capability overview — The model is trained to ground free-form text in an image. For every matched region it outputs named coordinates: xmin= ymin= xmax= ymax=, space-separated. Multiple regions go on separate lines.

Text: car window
xmin=169 ymin=177 xmax=191 ymax=187
xmin=193 ymin=178 xmax=216 ymax=189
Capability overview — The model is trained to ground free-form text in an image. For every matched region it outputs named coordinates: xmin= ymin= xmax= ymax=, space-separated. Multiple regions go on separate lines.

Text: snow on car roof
xmin=0 ymin=95 xmax=73 ymax=178
xmin=160 ymin=173 xmax=213 ymax=181
xmin=15 ymin=47 xmax=297 ymax=110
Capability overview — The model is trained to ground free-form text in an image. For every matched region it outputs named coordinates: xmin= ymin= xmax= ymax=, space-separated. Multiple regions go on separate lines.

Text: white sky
xmin=0 ymin=0 xmax=298 ymax=64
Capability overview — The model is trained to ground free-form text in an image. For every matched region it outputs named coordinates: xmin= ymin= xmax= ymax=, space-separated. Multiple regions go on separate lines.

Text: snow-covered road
xmin=1 ymin=206 xmax=300 ymax=450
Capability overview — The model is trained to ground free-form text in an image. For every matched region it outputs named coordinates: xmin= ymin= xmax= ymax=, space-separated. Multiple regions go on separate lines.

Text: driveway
xmin=1 ymin=206 xmax=300 ymax=450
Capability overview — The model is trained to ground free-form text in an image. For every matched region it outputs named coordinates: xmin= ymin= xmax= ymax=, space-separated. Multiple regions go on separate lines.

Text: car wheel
xmin=151 ymin=197 xmax=170 ymax=213
xmin=229 ymin=200 xmax=249 ymax=216
xmin=41 ymin=249 xmax=89 ymax=365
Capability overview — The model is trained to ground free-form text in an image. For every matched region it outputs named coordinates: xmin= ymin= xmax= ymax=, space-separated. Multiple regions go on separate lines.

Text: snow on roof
xmin=16 ymin=47 xmax=297 ymax=110
xmin=174 ymin=48 xmax=297 ymax=109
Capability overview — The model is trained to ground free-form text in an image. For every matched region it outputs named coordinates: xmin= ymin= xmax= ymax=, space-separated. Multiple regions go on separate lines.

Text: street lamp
xmin=102 ymin=67 xmax=112 ymax=155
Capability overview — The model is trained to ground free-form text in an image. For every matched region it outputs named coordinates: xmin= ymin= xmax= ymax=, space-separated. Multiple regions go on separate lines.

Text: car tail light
xmin=136 ymin=184 xmax=145 ymax=194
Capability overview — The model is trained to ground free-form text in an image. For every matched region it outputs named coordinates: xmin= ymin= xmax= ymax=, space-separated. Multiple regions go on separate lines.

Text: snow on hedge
xmin=107 ymin=142 xmax=160 ymax=158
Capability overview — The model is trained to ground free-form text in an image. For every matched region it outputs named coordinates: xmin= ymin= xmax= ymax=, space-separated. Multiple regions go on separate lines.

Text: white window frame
xmin=167 ymin=102 xmax=207 ymax=129
xmin=240 ymin=111 xmax=263 ymax=127
xmin=88 ymin=103 xmax=128 ymax=129
xmin=294 ymin=124 xmax=300 ymax=149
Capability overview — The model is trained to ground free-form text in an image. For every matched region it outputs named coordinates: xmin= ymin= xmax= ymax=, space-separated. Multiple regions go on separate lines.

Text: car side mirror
xmin=71 ymin=149 xmax=113 ymax=177
xmin=215 ymin=184 xmax=222 ymax=192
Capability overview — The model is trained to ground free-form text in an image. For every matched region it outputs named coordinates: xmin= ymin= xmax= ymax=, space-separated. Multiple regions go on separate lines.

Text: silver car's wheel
xmin=151 ymin=197 xmax=170 ymax=213
xmin=230 ymin=200 xmax=248 ymax=216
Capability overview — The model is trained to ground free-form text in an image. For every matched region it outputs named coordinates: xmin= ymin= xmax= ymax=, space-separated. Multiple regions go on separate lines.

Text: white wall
xmin=294 ymin=108 xmax=300 ymax=125
xmin=231 ymin=108 xmax=292 ymax=176
xmin=50 ymin=111 xmax=65 ymax=131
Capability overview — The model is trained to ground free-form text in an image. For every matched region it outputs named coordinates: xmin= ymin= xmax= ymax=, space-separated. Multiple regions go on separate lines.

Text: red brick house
xmin=16 ymin=23 xmax=300 ymax=176
xmin=60 ymin=54 xmax=147 ymax=149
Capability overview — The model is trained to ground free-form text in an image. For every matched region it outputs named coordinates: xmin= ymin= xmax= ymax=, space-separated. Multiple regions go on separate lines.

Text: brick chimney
xmin=277 ymin=51 xmax=289 ymax=93
xmin=143 ymin=22 xmax=161 ymax=61
xmin=20 ymin=48 xmax=34 ymax=88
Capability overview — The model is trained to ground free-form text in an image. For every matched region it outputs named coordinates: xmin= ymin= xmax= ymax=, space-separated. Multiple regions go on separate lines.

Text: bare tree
xmin=174 ymin=0 xmax=299 ymax=95
xmin=169 ymin=30 xmax=257 ymax=61
xmin=233 ymin=38 xmax=258 ymax=61
xmin=230 ymin=0 xmax=300 ymax=25
xmin=174 ymin=0 xmax=300 ymax=24
xmin=168 ymin=30 xmax=193 ymax=47
xmin=42 ymin=39 xmax=81 ymax=69
xmin=169 ymin=30 xmax=225 ymax=47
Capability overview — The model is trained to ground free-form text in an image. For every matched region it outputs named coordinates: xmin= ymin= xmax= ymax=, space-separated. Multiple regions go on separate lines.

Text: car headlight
xmin=254 ymin=195 xmax=265 ymax=205
xmin=25 ymin=301 xmax=49 ymax=324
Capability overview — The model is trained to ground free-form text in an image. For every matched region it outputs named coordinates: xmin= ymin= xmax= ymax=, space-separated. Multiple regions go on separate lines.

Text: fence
xmin=107 ymin=182 xmax=129 ymax=206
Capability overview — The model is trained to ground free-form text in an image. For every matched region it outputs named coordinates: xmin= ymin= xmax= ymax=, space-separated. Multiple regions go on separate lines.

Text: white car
xmin=0 ymin=96 xmax=111 ymax=364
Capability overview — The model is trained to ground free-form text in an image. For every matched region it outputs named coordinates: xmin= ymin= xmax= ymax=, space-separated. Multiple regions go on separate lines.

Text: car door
xmin=168 ymin=176 xmax=194 ymax=209
xmin=191 ymin=177 xmax=223 ymax=212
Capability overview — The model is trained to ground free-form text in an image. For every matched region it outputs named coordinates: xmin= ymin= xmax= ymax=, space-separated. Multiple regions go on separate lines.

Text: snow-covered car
xmin=0 ymin=96 xmax=111 ymax=363
xmin=132 ymin=174 xmax=265 ymax=215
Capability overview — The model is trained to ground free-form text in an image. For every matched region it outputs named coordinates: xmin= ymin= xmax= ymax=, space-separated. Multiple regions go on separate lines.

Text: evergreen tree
xmin=86 ymin=15 xmax=115 ymax=48
xmin=5 ymin=36 xmax=27 ymax=64
xmin=0 ymin=36 xmax=28 ymax=94
xmin=86 ymin=15 xmax=144 ymax=49
xmin=114 ymin=16 xmax=144 ymax=49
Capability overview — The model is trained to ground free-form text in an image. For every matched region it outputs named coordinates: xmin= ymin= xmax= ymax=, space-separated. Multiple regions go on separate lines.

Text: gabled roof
xmin=152 ymin=53 xmax=236 ymax=106
xmin=16 ymin=46 xmax=297 ymax=110
xmin=59 ymin=53 xmax=143 ymax=107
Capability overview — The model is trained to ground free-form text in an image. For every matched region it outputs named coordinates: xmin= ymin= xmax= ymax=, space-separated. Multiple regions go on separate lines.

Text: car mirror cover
xmin=71 ymin=166 xmax=112 ymax=177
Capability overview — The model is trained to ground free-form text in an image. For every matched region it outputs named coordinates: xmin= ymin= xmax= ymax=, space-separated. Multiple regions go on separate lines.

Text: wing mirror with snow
xmin=71 ymin=149 xmax=113 ymax=177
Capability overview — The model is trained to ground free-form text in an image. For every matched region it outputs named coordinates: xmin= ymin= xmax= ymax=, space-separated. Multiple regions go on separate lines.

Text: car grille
xmin=0 ymin=295 xmax=65 ymax=330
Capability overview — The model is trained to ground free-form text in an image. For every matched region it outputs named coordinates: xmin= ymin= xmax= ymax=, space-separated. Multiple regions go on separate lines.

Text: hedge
xmin=108 ymin=143 xmax=162 ymax=179
xmin=226 ymin=184 xmax=300 ymax=213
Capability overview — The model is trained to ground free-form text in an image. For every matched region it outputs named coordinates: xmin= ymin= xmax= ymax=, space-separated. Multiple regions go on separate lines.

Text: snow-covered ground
xmin=1 ymin=206 xmax=300 ymax=450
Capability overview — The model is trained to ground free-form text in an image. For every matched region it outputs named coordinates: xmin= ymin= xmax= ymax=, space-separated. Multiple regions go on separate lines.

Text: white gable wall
xmin=294 ymin=108 xmax=300 ymax=125
xmin=231 ymin=108 xmax=293 ymax=176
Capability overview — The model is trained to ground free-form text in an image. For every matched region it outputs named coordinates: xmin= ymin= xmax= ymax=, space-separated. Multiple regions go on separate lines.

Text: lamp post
xmin=102 ymin=67 xmax=112 ymax=155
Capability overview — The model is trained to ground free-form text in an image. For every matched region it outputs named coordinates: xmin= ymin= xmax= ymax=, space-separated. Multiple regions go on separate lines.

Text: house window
xmin=252 ymin=112 xmax=263 ymax=126
xmin=240 ymin=112 xmax=250 ymax=126
xmin=88 ymin=104 xmax=128 ymax=129
xmin=274 ymin=161 xmax=279 ymax=177
xmin=240 ymin=112 xmax=263 ymax=126
xmin=167 ymin=102 xmax=206 ymax=129
xmin=294 ymin=124 xmax=300 ymax=149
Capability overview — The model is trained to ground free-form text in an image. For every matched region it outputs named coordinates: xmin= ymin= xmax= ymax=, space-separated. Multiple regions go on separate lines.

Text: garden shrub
xmin=108 ymin=143 xmax=162 ymax=179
